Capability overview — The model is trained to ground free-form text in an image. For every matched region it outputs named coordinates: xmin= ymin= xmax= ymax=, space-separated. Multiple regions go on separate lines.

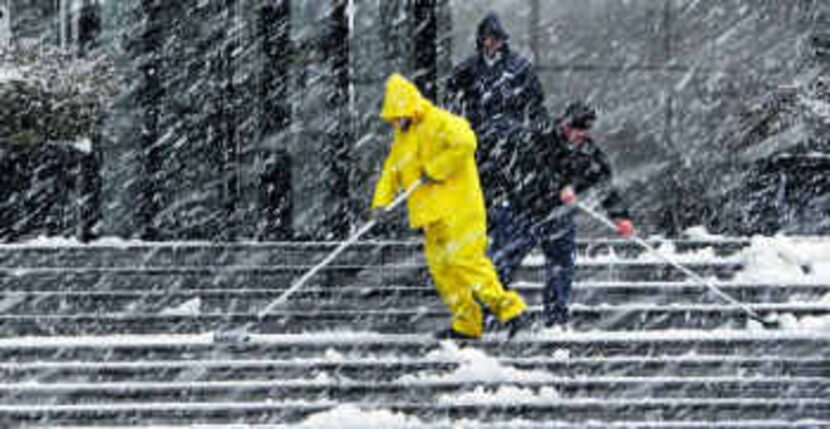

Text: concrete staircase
xmin=0 ymin=239 xmax=828 ymax=427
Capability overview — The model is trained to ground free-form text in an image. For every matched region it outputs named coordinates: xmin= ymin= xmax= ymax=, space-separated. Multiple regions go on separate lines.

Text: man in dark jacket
xmin=446 ymin=12 xmax=548 ymax=211
xmin=492 ymin=102 xmax=635 ymax=328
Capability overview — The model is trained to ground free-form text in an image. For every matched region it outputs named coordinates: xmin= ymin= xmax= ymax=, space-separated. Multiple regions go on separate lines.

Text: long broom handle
xmin=257 ymin=180 xmax=422 ymax=318
xmin=573 ymin=201 xmax=770 ymax=324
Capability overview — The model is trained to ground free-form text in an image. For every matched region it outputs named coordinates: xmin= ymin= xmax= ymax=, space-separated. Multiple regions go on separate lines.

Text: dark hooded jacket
xmin=514 ymin=120 xmax=630 ymax=223
xmin=446 ymin=13 xmax=548 ymax=208
xmin=446 ymin=14 xmax=547 ymax=135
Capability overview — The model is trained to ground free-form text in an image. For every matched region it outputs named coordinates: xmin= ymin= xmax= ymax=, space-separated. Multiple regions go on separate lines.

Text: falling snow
xmin=0 ymin=0 xmax=827 ymax=427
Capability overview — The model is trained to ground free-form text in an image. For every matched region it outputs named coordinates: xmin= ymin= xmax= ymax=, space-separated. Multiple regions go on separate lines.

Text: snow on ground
xmin=2 ymin=329 xmax=828 ymax=349
xmin=212 ymin=353 xmax=556 ymax=428
xmin=398 ymin=340 xmax=555 ymax=384
xmin=290 ymin=404 xmax=563 ymax=429
xmin=523 ymin=241 xmax=723 ymax=265
xmin=0 ymin=235 xmax=209 ymax=248
xmin=293 ymin=404 xmax=425 ymax=428
xmin=439 ymin=384 xmax=559 ymax=404
xmin=0 ymin=235 xmax=409 ymax=248
xmin=522 ymin=227 xmax=828 ymax=283
xmin=731 ymin=234 xmax=825 ymax=284
xmin=523 ymin=228 xmax=830 ymax=332
xmin=159 ymin=297 xmax=202 ymax=316
xmin=3 ymin=231 xmax=826 ymax=280
xmin=727 ymin=233 xmax=830 ymax=330
xmin=1 ymin=232 xmax=827 ymax=427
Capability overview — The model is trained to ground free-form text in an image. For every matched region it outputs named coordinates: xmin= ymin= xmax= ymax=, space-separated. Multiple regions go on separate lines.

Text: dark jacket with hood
xmin=446 ymin=13 xmax=547 ymax=136
xmin=446 ymin=13 xmax=548 ymax=208
xmin=514 ymin=120 xmax=630 ymax=224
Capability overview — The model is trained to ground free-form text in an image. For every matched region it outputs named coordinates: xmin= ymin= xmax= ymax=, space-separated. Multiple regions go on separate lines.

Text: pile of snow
xmin=440 ymin=384 xmax=559 ymax=404
xmin=322 ymin=348 xmax=345 ymax=362
xmin=526 ymin=226 xmax=830 ymax=332
xmin=296 ymin=342 xmax=561 ymax=426
xmin=296 ymin=404 xmax=555 ymax=428
xmin=715 ymin=231 xmax=830 ymax=331
xmin=747 ymin=293 xmax=830 ymax=332
xmin=398 ymin=341 xmax=556 ymax=384
xmin=160 ymin=298 xmax=201 ymax=316
xmin=296 ymin=404 xmax=425 ymax=428
xmin=732 ymin=235 xmax=826 ymax=284
xmin=528 ymin=225 xmax=828 ymax=283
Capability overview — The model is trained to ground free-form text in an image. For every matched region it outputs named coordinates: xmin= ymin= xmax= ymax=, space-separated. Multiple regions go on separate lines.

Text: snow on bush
xmin=0 ymin=43 xmax=116 ymax=145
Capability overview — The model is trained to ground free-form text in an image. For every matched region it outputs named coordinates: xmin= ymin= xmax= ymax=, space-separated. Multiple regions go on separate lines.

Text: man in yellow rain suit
xmin=372 ymin=73 xmax=528 ymax=340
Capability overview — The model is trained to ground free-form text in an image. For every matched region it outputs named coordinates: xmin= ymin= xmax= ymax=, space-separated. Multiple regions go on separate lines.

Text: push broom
xmin=571 ymin=200 xmax=780 ymax=328
xmin=213 ymin=180 xmax=422 ymax=343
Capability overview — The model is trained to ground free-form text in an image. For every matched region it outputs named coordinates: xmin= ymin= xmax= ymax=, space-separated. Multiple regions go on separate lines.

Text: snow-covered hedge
xmin=0 ymin=43 xmax=116 ymax=146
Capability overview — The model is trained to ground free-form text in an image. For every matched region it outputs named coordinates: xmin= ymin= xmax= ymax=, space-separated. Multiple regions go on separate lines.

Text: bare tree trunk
xmin=259 ymin=0 xmax=293 ymax=240
xmin=137 ymin=0 xmax=163 ymax=239
xmin=321 ymin=0 xmax=352 ymax=238
xmin=220 ymin=0 xmax=240 ymax=240
xmin=260 ymin=0 xmax=291 ymax=136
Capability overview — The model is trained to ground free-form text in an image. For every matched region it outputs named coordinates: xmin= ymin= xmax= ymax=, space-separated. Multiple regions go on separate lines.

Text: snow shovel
xmin=213 ymin=179 xmax=423 ymax=343
xmin=572 ymin=200 xmax=780 ymax=329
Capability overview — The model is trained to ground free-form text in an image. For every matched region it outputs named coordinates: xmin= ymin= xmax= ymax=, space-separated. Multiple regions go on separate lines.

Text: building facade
xmin=2 ymin=0 xmax=827 ymax=240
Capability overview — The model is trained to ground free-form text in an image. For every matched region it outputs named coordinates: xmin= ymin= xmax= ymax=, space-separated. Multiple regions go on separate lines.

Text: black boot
xmin=505 ymin=313 xmax=530 ymax=340
xmin=434 ymin=327 xmax=478 ymax=341
xmin=544 ymin=306 xmax=570 ymax=329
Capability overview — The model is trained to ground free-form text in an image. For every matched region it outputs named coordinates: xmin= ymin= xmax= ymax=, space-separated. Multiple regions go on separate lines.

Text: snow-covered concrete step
xmin=35 ymin=421 xmax=829 ymax=429
xmin=0 ymin=331 xmax=826 ymax=362
xmin=0 ymin=261 xmax=747 ymax=292
xmin=2 ymin=282 xmax=825 ymax=315
xmin=4 ymin=280 xmax=827 ymax=295
xmin=2 ymin=356 xmax=826 ymax=384
xmin=2 ymin=376 xmax=827 ymax=405
xmin=0 ymin=238 xmax=753 ymax=268
xmin=1 ymin=398 xmax=827 ymax=425
xmin=1 ymin=332 xmax=823 ymax=425
xmin=0 ymin=237 xmax=820 ymax=427
xmin=2 ymin=302 xmax=827 ymax=335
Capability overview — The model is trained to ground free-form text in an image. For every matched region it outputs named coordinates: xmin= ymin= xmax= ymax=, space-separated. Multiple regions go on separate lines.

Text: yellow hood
xmin=380 ymin=74 xmax=427 ymax=123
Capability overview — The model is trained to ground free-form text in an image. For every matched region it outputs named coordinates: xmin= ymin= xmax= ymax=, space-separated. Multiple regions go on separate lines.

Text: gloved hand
xmin=371 ymin=207 xmax=393 ymax=224
xmin=615 ymin=219 xmax=635 ymax=237
xmin=560 ymin=186 xmax=577 ymax=205
xmin=421 ymin=171 xmax=437 ymax=185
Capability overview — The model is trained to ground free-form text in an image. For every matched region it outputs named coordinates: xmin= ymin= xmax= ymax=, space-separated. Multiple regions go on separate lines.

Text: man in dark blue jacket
xmin=493 ymin=102 xmax=635 ymax=328
xmin=446 ymin=12 xmax=548 ymax=211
